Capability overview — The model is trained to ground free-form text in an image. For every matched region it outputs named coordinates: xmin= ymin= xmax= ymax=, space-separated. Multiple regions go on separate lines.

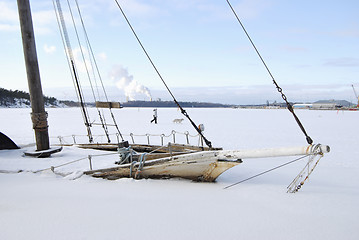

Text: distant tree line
xmin=0 ymin=87 xmax=57 ymax=107
xmin=0 ymin=87 xmax=239 ymax=108
xmin=122 ymin=100 xmax=235 ymax=108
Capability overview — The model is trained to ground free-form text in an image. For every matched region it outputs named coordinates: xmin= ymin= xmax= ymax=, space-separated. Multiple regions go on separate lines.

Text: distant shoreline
xmin=1 ymin=87 xmax=355 ymax=109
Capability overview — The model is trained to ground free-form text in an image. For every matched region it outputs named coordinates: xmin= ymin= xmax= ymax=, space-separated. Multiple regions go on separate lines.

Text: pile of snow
xmin=0 ymin=98 xmax=30 ymax=108
xmin=0 ymin=98 xmax=63 ymax=108
xmin=0 ymin=108 xmax=358 ymax=240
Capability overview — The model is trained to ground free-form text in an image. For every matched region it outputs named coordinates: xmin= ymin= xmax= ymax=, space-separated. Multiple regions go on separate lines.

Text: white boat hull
xmin=86 ymin=151 xmax=242 ymax=181
xmin=84 ymin=144 xmax=329 ymax=182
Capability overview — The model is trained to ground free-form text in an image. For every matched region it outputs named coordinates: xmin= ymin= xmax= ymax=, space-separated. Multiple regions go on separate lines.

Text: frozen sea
xmin=0 ymin=107 xmax=358 ymax=240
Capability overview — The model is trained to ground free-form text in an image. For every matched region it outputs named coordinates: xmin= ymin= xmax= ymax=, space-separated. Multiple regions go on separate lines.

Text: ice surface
xmin=0 ymin=107 xmax=358 ymax=240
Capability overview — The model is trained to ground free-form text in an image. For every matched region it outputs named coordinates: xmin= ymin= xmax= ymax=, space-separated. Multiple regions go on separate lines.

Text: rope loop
xmin=31 ymin=112 xmax=48 ymax=131
xmin=135 ymin=153 xmax=147 ymax=179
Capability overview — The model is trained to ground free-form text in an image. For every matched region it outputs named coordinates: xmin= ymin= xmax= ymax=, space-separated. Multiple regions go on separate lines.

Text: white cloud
xmin=0 ymin=23 xmax=18 ymax=31
xmin=0 ymin=2 xmax=19 ymax=32
xmin=44 ymin=44 xmax=56 ymax=54
xmin=0 ymin=2 xmax=18 ymax=22
xmin=33 ymin=10 xmax=55 ymax=26
xmin=0 ymin=2 xmax=56 ymax=34
xmin=32 ymin=9 xmax=57 ymax=35
xmin=110 ymin=64 xmax=151 ymax=100
xmin=72 ymin=47 xmax=92 ymax=73
xmin=98 ymin=52 xmax=107 ymax=61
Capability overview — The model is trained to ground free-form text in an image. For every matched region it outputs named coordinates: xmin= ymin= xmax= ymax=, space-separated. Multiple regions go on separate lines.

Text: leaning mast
xmin=17 ymin=0 xmax=50 ymax=151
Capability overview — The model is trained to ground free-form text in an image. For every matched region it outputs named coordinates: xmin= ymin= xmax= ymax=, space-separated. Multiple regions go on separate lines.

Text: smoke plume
xmin=110 ymin=65 xmax=152 ymax=101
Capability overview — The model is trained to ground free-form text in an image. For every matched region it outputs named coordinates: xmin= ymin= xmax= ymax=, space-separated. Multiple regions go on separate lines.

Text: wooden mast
xmin=17 ymin=0 xmax=50 ymax=151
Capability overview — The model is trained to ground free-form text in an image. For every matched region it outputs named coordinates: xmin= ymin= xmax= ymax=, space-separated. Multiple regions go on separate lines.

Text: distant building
xmin=312 ymin=103 xmax=338 ymax=110
xmin=312 ymin=100 xmax=351 ymax=109
xmin=293 ymin=100 xmax=352 ymax=110
xmin=293 ymin=103 xmax=312 ymax=109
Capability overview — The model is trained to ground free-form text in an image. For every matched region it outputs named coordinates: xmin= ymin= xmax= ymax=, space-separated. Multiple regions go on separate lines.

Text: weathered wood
xmin=17 ymin=0 xmax=49 ymax=151
xmin=24 ymin=146 xmax=63 ymax=158
xmin=76 ymin=143 xmax=222 ymax=153
xmin=95 ymin=101 xmax=122 ymax=108
xmin=130 ymin=152 xmax=190 ymax=161
xmin=83 ymin=144 xmax=329 ymax=182
xmin=84 ymin=150 xmax=242 ymax=181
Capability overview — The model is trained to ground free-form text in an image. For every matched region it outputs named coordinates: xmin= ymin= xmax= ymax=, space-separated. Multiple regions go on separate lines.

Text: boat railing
xmin=52 ymin=130 xmax=203 ymax=147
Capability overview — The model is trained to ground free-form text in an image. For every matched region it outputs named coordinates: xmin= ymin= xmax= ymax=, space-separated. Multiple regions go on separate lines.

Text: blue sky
xmin=0 ymin=0 xmax=358 ymax=104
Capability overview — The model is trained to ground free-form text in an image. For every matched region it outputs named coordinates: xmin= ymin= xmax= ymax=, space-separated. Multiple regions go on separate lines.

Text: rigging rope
xmin=225 ymin=144 xmax=326 ymax=191
xmin=65 ymin=0 xmax=113 ymax=143
xmin=113 ymin=0 xmax=212 ymax=148
xmin=54 ymin=0 xmax=125 ymax=143
xmin=287 ymin=145 xmax=324 ymax=193
xmin=224 ymin=155 xmax=308 ymax=189
xmin=53 ymin=0 xmax=93 ymax=143
xmin=73 ymin=0 xmax=124 ymax=141
xmin=225 ymin=0 xmax=313 ymax=145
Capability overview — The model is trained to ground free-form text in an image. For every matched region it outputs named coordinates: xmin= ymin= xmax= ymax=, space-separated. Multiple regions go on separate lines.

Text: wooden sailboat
xmin=45 ymin=1 xmax=332 ymax=188
xmin=84 ymin=145 xmax=330 ymax=182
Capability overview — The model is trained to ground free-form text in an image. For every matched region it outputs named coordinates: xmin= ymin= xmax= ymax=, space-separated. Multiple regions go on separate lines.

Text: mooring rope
xmin=135 ymin=153 xmax=147 ymax=179
xmin=33 ymin=151 xmax=119 ymax=174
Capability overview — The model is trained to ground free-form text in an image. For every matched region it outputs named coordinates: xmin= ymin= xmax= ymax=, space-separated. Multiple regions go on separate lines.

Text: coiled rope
xmin=31 ymin=112 xmax=48 ymax=131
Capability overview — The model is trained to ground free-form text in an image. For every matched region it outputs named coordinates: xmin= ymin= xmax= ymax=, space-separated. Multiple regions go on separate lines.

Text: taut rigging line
xmin=225 ymin=0 xmax=313 ymax=145
xmin=113 ymin=0 xmax=212 ymax=148
xmin=72 ymin=0 xmax=124 ymax=142
xmin=53 ymin=0 xmax=93 ymax=143
xmin=53 ymin=0 xmax=125 ymax=143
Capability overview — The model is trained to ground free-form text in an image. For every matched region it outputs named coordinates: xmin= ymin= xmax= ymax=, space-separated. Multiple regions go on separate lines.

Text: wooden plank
xmin=24 ymin=146 xmax=63 ymax=158
xmin=75 ymin=143 xmax=222 ymax=153
xmin=95 ymin=101 xmax=122 ymax=108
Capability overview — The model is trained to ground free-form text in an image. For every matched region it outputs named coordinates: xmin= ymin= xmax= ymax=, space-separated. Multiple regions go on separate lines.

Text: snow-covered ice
xmin=0 ymin=107 xmax=358 ymax=240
